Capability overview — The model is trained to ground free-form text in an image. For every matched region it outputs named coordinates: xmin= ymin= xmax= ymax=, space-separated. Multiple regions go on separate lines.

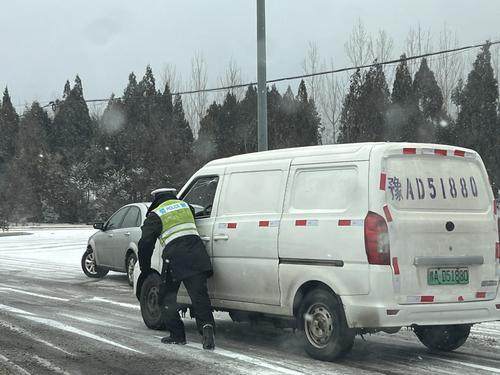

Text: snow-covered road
xmin=0 ymin=228 xmax=499 ymax=374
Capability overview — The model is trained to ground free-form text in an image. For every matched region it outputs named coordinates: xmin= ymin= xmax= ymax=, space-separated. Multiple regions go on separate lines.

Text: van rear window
xmin=385 ymin=156 xmax=489 ymax=211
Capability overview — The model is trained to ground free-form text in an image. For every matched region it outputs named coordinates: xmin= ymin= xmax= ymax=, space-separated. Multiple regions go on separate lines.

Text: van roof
xmin=204 ymin=142 xmax=475 ymax=167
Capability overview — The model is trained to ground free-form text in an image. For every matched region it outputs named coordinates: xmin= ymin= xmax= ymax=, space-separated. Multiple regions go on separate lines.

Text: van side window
xmin=220 ymin=170 xmax=283 ymax=215
xmin=291 ymin=168 xmax=358 ymax=211
xmin=182 ymin=176 xmax=219 ymax=218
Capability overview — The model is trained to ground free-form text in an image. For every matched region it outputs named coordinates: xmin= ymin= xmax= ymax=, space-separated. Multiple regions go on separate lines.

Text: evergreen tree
xmin=267 ymin=85 xmax=284 ymax=149
xmin=0 ymin=88 xmax=19 ymax=166
xmin=453 ymin=43 xmax=499 ymax=192
xmin=0 ymin=88 xmax=20 ymax=227
xmin=295 ymin=80 xmax=321 ymax=147
xmin=359 ymin=63 xmax=390 ymax=141
xmin=195 ymin=101 xmax=222 ymax=163
xmin=388 ymin=55 xmax=424 ymax=141
xmin=279 ymin=86 xmax=299 ymax=148
xmin=338 ymin=69 xmax=362 ymax=143
xmin=215 ymin=92 xmax=240 ymax=158
xmin=51 ymin=76 xmax=94 ymax=163
xmin=238 ymin=85 xmax=257 ymax=153
xmin=413 ymin=58 xmax=450 ymax=143
xmin=10 ymin=103 xmax=51 ymax=221
xmin=170 ymin=94 xmax=195 ymax=186
xmin=342 ymin=64 xmax=389 ymax=143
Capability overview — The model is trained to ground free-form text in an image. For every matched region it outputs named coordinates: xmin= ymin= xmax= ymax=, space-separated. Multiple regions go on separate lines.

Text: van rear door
xmin=383 ymin=147 xmax=498 ymax=304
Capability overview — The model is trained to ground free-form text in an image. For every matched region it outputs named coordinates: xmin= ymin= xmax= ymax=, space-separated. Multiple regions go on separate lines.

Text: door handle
xmin=200 ymin=236 xmax=211 ymax=242
xmin=124 ymin=232 xmax=131 ymax=236
xmin=107 ymin=234 xmax=114 ymax=238
xmin=213 ymin=234 xmax=229 ymax=241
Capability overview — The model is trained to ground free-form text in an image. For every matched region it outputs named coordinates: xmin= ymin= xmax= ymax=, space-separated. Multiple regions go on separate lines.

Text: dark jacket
xmin=137 ymin=192 xmax=213 ymax=281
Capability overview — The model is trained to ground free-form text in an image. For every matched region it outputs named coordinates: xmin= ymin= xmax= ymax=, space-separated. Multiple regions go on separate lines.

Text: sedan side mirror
xmin=93 ymin=222 xmax=104 ymax=230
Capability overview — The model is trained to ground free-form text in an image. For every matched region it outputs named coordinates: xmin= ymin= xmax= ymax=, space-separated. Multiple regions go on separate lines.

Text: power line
xmin=40 ymin=39 xmax=500 ymax=109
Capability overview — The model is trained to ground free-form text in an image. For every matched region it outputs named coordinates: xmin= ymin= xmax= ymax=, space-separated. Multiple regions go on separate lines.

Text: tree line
xmin=0 ymin=44 xmax=498 ymax=226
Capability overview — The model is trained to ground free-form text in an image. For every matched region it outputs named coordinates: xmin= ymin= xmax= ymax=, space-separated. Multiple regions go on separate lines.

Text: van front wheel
xmin=140 ymin=273 xmax=166 ymax=330
xmin=299 ymin=289 xmax=355 ymax=361
xmin=414 ymin=324 xmax=471 ymax=352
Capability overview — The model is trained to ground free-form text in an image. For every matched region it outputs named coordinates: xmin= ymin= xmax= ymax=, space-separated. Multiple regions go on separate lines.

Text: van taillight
xmin=364 ymin=211 xmax=391 ymax=265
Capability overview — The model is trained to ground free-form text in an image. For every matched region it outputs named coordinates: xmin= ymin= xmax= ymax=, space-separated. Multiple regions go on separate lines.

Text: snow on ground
xmin=0 ymin=228 xmax=499 ymax=374
xmin=0 ymin=227 xmax=96 ymax=266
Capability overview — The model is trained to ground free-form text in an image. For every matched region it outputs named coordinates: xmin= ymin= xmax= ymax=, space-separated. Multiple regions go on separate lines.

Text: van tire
xmin=414 ymin=324 xmax=471 ymax=352
xmin=139 ymin=273 xmax=166 ymax=330
xmin=298 ymin=289 xmax=355 ymax=361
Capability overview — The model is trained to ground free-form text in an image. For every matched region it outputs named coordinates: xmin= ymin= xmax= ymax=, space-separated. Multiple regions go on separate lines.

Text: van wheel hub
xmin=147 ymin=286 xmax=161 ymax=315
xmin=305 ymin=303 xmax=334 ymax=348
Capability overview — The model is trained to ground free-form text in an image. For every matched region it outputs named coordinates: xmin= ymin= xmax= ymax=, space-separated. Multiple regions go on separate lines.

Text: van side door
xmin=211 ymin=160 xmax=290 ymax=305
xmin=279 ymin=162 xmax=370 ymax=296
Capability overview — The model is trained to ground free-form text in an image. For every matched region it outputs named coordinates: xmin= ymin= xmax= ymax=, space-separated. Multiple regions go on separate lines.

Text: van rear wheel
xmin=414 ymin=324 xmax=471 ymax=352
xmin=299 ymin=289 xmax=355 ymax=361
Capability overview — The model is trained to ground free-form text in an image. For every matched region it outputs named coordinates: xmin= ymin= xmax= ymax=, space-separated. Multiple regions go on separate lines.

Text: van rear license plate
xmin=427 ymin=268 xmax=469 ymax=285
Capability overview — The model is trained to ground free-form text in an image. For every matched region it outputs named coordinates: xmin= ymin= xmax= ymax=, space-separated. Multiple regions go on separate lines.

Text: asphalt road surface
xmin=0 ymin=228 xmax=499 ymax=374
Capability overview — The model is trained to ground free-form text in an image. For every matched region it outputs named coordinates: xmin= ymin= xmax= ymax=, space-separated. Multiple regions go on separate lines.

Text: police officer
xmin=138 ymin=188 xmax=215 ymax=349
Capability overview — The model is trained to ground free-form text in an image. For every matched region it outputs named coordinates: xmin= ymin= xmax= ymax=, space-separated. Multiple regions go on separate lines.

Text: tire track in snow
xmin=0 ymin=353 xmax=32 ymax=375
xmin=0 ymin=320 xmax=74 ymax=356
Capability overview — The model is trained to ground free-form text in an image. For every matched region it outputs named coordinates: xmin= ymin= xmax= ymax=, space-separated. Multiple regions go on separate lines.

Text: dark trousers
xmin=160 ymin=268 xmax=215 ymax=339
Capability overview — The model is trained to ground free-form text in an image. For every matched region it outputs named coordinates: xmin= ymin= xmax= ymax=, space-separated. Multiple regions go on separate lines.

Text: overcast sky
xmin=1 ymin=0 xmax=499 ymax=110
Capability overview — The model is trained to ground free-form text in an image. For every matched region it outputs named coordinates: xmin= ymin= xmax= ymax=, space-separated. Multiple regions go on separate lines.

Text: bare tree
xmin=317 ymin=59 xmax=346 ymax=144
xmin=302 ymin=41 xmax=321 ymax=104
xmin=344 ymin=18 xmax=372 ymax=66
xmin=435 ymin=24 xmax=464 ymax=116
xmin=217 ymin=57 xmax=244 ymax=102
xmin=405 ymin=24 xmax=433 ymax=75
xmin=160 ymin=63 xmax=182 ymax=93
xmin=370 ymin=29 xmax=394 ymax=64
xmin=186 ymin=51 xmax=208 ymax=138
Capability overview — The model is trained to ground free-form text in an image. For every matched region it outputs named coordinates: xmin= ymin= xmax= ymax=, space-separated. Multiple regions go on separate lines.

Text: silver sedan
xmin=82 ymin=203 xmax=150 ymax=285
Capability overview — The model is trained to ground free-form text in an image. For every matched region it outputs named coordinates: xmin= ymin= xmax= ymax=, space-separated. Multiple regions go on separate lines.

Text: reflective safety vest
xmin=152 ymin=199 xmax=199 ymax=247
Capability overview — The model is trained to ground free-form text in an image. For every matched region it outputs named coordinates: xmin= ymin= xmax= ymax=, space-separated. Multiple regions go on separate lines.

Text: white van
xmin=135 ymin=142 xmax=499 ymax=361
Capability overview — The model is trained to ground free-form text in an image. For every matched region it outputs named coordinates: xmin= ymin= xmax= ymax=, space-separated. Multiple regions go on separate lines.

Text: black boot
xmin=202 ymin=324 xmax=215 ymax=350
xmin=161 ymin=335 xmax=186 ymax=345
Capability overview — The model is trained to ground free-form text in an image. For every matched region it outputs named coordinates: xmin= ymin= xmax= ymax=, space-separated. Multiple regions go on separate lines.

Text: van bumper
xmin=342 ymin=294 xmax=500 ymax=328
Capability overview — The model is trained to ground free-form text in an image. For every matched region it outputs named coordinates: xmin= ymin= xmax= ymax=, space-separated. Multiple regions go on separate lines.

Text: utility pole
xmin=257 ymin=0 xmax=268 ymax=151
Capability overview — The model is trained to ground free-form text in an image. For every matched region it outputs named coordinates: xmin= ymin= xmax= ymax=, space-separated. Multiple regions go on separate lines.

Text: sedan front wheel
xmin=81 ymin=247 xmax=109 ymax=278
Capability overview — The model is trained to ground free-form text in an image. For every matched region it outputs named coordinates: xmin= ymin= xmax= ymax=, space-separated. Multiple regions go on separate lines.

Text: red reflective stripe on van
xmin=403 ymin=148 xmax=416 ymax=154
xmin=496 ymin=242 xmax=500 ymax=260
xmin=454 ymin=150 xmax=465 ymax=157
xmin=476 ymin=292 xmax=486 ymax=299
xmin=295 ymin=220 xmax=307 ymax=226
xmin=338 ymin=220 xmax=351 ymax=226
xmin=420 ymin=296 xmax=434 ymax=303
xmin=227 ymin=223 xmax=237 ymax=229
xmin=259 ymin=220 xmax=269 ymax=227
xmin=383 ymin=205 xmax=393 ymax=222
xmin=379 ymin=173 xmax=387 ymax=190
xmin=392 ymin=257 xmax=400 ymax=275
xmin=434 ymin=149 xmax=447 ymax=156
